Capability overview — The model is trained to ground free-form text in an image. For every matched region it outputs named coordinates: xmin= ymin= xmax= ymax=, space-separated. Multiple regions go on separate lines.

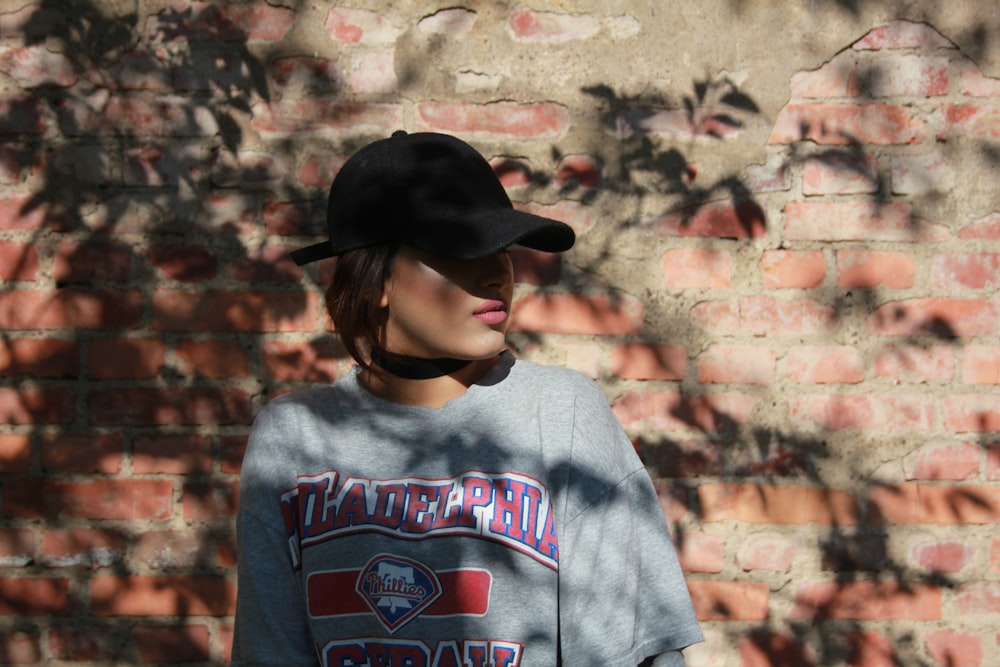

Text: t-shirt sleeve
xmin=556 ymin=383 xmax=703 ymax=666
xmin=231 ymin=403 xmax=319 ymax=666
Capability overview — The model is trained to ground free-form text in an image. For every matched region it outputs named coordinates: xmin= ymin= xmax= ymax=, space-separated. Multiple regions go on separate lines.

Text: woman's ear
xmin=378 ymin=279 xmax=391 ymax=308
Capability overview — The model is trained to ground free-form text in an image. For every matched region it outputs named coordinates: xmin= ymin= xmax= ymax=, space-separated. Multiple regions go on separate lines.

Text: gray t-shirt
xmin=233 ymin=352 xmax=702 ymax=666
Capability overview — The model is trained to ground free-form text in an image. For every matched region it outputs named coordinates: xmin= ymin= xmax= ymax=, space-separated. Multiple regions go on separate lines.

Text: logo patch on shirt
xmin=356 ymin=554 xmax=442 ymax=633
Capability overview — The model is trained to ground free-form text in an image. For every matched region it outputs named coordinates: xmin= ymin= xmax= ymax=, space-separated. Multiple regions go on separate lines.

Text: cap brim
xmin=290 ymin=241 xmax=335 ymax=266
xmin=407 ymin=208 xmax=576 ymax=259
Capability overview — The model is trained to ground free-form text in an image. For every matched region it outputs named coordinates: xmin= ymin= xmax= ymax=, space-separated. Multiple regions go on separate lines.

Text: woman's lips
xmin=473 ymin=300 xmax=508 ymax=325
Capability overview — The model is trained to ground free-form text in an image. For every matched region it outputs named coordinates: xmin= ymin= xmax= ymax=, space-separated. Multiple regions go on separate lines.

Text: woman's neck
xmin=359 ymin=354 xmax=501 ymax=408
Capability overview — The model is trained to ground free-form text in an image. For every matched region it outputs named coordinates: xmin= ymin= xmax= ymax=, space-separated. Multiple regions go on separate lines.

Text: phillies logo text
xmin=281 ymin=471 xmax=559 ymax=570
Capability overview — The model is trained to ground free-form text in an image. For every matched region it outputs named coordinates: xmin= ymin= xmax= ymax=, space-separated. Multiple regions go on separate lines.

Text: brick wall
xmin=1 ymin=2 xmax=998 ymax=665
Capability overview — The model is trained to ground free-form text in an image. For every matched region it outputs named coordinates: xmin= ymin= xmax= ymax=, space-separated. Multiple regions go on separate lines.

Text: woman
xmin=233 ymin=131 xmax=703 ymax=666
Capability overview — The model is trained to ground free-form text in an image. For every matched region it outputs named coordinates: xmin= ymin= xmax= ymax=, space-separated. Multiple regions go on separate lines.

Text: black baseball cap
xmin=290 ymin=131 xmax=576 ymax=265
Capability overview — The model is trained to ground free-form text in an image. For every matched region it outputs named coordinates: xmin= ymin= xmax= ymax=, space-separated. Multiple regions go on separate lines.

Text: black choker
xmin=370 ymin=349 xmax=472 ymax=380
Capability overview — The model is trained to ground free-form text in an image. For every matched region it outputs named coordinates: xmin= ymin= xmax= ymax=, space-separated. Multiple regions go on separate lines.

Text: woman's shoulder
xmin=508 ymin=356 xmax=607 ymax=401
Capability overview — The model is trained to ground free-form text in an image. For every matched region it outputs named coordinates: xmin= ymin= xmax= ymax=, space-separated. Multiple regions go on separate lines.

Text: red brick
xmin=759 ymin=250 xmax=825 ymax=289
xmin=175 ymin=339 xmax=248 ymax=378
xmin=146 ymin=243 xmax=218 ymax=282
xmin=133 ymin=435 xmax=214 ymax=475
xmin=933 ymin=252 xmax=1000 ymax=289
xmin=0 ymin=434 xmax=31 ymax=474
xmin=903 ymin=442 xmax=980 ymax=481
xmin=925 ymin=630 xmax=982 ymax=667
xmin=90 ymin=575 xmax=235 ymax=616
xmin=0 ymin=528 xmax=33 ymax=567
xmin=134 ymin=624 xmax=211 ymax=663
xmin=940 ymin=104 xmax=1000 ymax=140
xmin=41 ymin=528 xmax=125 ymax=569
xmin=953 ymin=582 xmax=1000 ymax=616
xmin=791 ymin=394 xmax=934 ymax=431
xmin=690 ymin=296 xmax=838 ymax=336
xmin=944 ymin=395 xmax=1000 ymax=432
xmin=554 ymin=154 xmax=603 ymax=189
xmin=645 ymin=200 xmax=766 ymax=239
xmin=268 ymin=56 xmax=342 ymax=96
xmin=220 ymin=436 xmax=247 ymax=475
xmin=87 ymin=338 xmax=165 ymax=379
xmin=698 ymin=344 xmax=775 ymax=384
xmin=837 ymin=250 xmax=915 ymax=289
xmin=0 ymin=289 xmax=143 ymax=330
xmin=152 ymin=290 xmax=316 ymax=332
xmin=989 ymin=445 xmax=1000 ymax=482
xmin=687 ymin=581 xmax=769 ymax=621
xmin=134 ymin=530 xmax=211 ymax=569
xmin=416 ymin=101 xmax=570 ymax=138
xmin=698 ymin=483 xmax=860 ymax=525
xmin=4 ymin=478 xmax=173 ymax=520
xmin=613 ymin=391 xmax=759 ymax=433
xmin=785 ymin=201 xmax=944 ymax=241
xmin=868 ymin=298 xmax=998 ymax=338
xmin=770 ymin=103 xmax=925 ymax=145
xmin=232 ymin=245 xmax=303 ymax=284
xmin=788 ymin=345 xmax=864 ymax=384
xmin=741 ymin=631 xmax=815 ymax=667
xmin=54 ymin=240 xmax=134 ymax=284
xmin=324 ymin=7 xmax=400 ymax=44
xmin=875 ymin=344 xmax=954 ymax=383
xmin=610 ymin=343 xmax=686 ymax=380
xmin=48 ymin=626 xmax=107 ymax=661
xmin=790 ymin=59 xmax=860 ymax=99
xmin=991 ymin=536 xmax=1000 ymax=573
xmin=852 ymin=20 xmax=954 ymax=50
xmin=847 ymin=631 xmax=897 ymax=667
xmin=737 ymin=532 xmax=796 ymax=572
xmin=0 ymin=628 xmax=41 ymax=663
xmin=89 ymin=387 xmax=252 ymax=426
xmin=510 ymin=247 xmax=564 ymax=286
xmin=183 ymin=480 xmax=240 ymax=520
xmin=0 ymin=241 xmax=38 ymax=280
xmin=676 ymin=533 xmax=724 ymax=574
xmin=488 ymin=157 xmax=534 ymax=189
xmin=0 ymin=193 xmax=48 ymax=230
xmin=910 ymin=540 xmax=974 ymax=574
xmin=348 ymin=51 xmax=398 ymax=95
xmin=870 ymin=484 xmax=1000 ymax=524
xmin=262 ymin=340 xmax=340 ymax=383
xmin=510 ymin=292 xmax=643 ymax=335
xmin=645 ymin=438 xmax=723 ymax=478
xmin=40 ymin=433 xmax=122 ymax=474
xmin=870 ymin=55 xmax=950 ymax=97
xmin=251 ymin=100 xmax=402 ymax=137
xmin=0 ymin=338 xmax=79 ymax=378
xmin=507 ymin=7 xmax=601 ymax=42
xmin=0 ymin=577 xmax=71 ymax=615
xmin=803 ymin=152 xmax=878 ymax=194
xmin=790 ymin=581 xmax=941 ymax=620
xmin=959 ymin=212 xmax=1000 ymax=239
xmin=663 ymin=248 xmax=731 ymax=288
xmin=0 ymin=386 xmax=75 ymax=425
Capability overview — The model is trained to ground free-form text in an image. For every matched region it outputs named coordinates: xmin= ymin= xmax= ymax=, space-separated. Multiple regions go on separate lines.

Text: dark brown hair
xmin=324 ymin=244 xmax=397 ymax=376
